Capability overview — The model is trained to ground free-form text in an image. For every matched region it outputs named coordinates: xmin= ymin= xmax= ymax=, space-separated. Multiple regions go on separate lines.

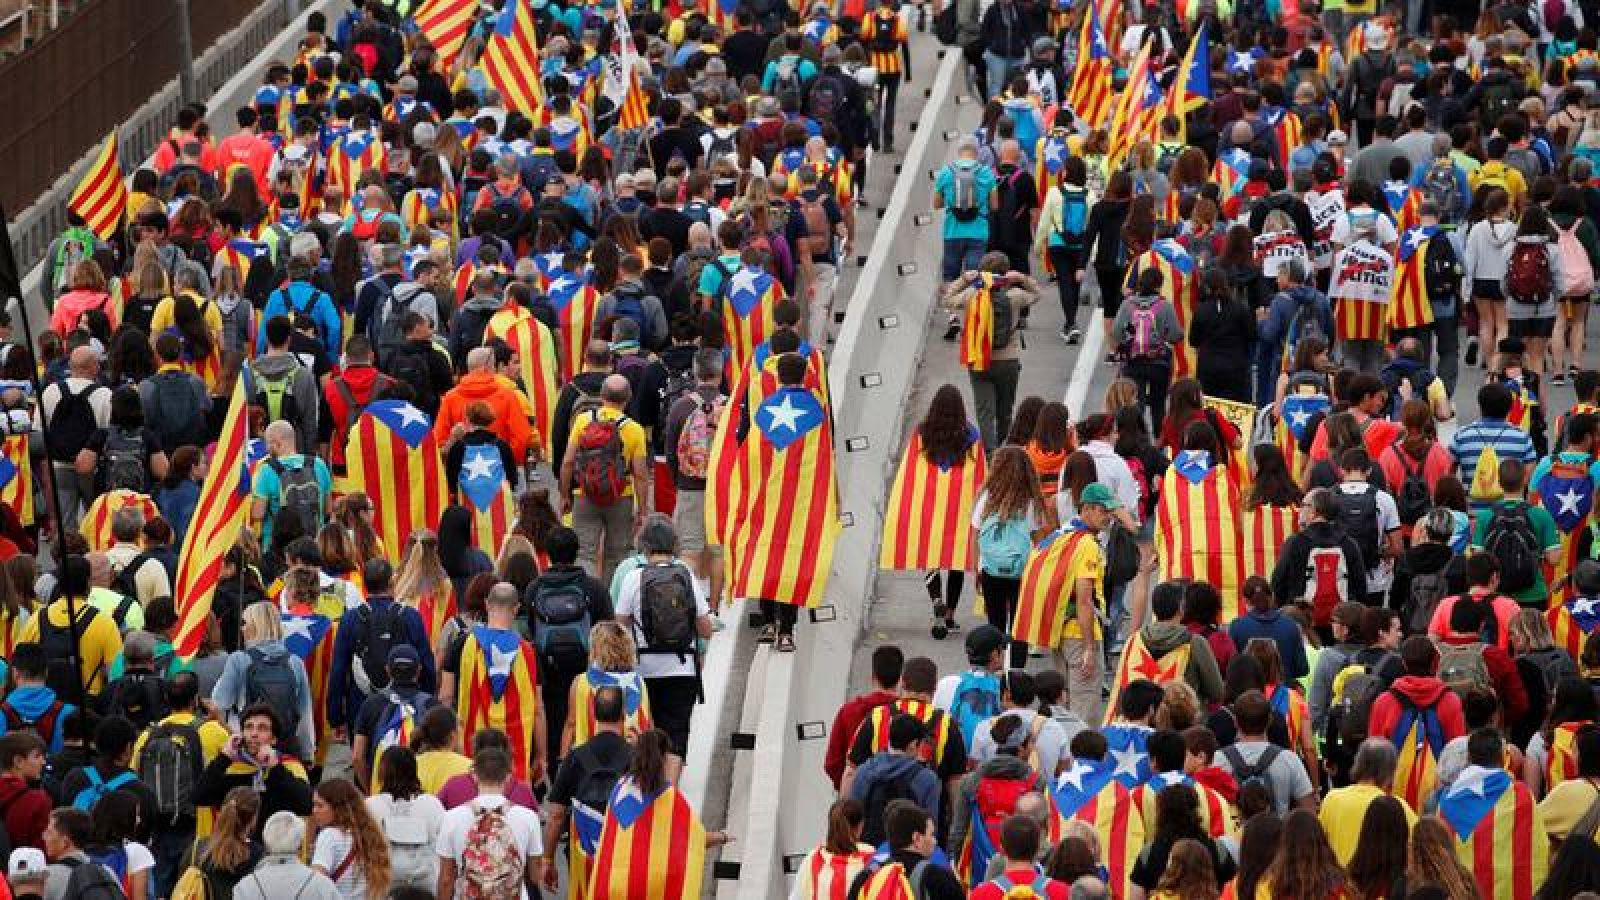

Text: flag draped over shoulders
xmin=455 ymin=625 xmax=540 ymax=783
xmin=459 ymin=443 xmax=516 ymax=561
xmin=1439 ymin=766 xmax=1548 ymax=900
xmin=1155 ymin=451 xmax=1244 ymax=617
xmin=879 ymin=429 xmax=985 ymax=572
xmin=346 ymin=400 xmax=449 ymax=569
xmin=587 ymin=778 xmax=708 ymax=900
xmin=1012 ymin=526 xmax=1102 ymax=649
xmin=1049 ymin=759 xmax=1144 ymax=898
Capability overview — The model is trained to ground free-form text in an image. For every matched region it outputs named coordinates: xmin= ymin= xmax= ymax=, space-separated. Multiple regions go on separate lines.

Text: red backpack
xmin=574 ymin=411 xmax=629 ymax=507
xmin=1506 ymin=241 xmax=1553 ymax=303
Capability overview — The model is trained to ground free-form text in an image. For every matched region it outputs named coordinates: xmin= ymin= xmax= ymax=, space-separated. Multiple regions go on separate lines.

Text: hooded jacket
xmin=0 ymin=773 xmax=50 ymax=851
xmin=1138 ymin=621 xmax=1225 ymax=705
xmin=848 ymin=751 xmax=942 ymax=828
xmin=323 ymin=364 xmax=392 ymax=469
xmin=0 ymin=685 xmax=73 ymax=754
xmin=433 ymin=371 xmax=534 ymax=462
xmin=48 ymin=289 xmax=114 ymax=336
xmin=448 ymin=290 xmax=506 ymax=370
xmin=250 ymin=351 xmax=320 ymax=454
xmin=947 ymin=754 xmax=1048 ymax=857
xmin=1260 ymin=284 xmax=1334 ymax=353
xmin=1367 ymin=674 xmax=1466 ymax=746
xmin=1389 ymin=541 xmax=1464 ymax=611
xmin=1269 ymin=520 xmax=1369 ymax=621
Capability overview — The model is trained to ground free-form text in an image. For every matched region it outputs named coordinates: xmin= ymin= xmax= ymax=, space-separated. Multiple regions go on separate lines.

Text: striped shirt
xmin=1449 ymin=418 xmax=1537 ymax=508
xmin=863 ymin=11 xmax=908 ymax=75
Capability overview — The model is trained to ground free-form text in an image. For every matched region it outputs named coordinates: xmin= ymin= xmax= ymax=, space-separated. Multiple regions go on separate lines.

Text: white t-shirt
xmin=615 ymin=560 xmax=710 ymax=678
xmin=366 ymin=791 xmax=447 ymax=842
xmin=1334 ymin=481 xmax=1401 ymax=590
xmin=435 ymin=793 xmax=543 ymax=900
xmin=971 ymin=491 xmax=1039 ymax=532
xmin=312 ymin=827 xmax=369 ymax=900
xmin=933 ymin=668 xmax=996 ymax=713
xmin=970 ymin=709 xmax=1071 ymax=776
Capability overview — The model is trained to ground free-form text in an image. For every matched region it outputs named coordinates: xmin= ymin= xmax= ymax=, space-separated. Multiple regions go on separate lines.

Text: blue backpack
xmin=73 ymin=768 xmax=137 ymax=812
xmin=950 ymin=671 xmax=1002 ymax=749
xmin=1058 ymin=186 xmax=1088 ymax=247
xmin=978 ymin=514 xmax=1032 ymax=578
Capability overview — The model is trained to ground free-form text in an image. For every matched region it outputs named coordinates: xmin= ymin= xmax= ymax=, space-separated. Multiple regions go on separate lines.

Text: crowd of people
xmin=16 ymin=0 xmax=1600 ymax=894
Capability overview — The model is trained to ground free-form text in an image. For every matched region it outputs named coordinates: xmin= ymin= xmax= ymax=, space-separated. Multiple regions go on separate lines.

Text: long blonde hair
xmin=315 ymin=779 xmax=390 ymax=899
xmin=204 ymin=787 xmax=260 ymax=872
xmin=393 ymin=530 xmax=450 ymax=603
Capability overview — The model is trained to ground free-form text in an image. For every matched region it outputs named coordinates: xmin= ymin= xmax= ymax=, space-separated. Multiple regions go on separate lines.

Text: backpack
xmin=1124 ymin=299 xmax=1170 ymax=361
xmin=1526 ymin=646 xmax=1580 ymax=698
xmin=266 ymin=456 xmax=324 ymax=537
xmin=1422 ymin=160 xmax=1461 ymax=223
xmin=138 ymin=720 xmax=203 ymax=824
xmin=45 ymin=380 xmax=102 ymax=464
xmin=1334 ymin=484 xmax=1382 ymax=572
xmin=799 ymin=195 xmax=832 ymax=257
xmin=869 ymin=12 xmax=900 ymax=51
xmin=1328 ymin=654 xmax=1388 ymax=751
xmin=383 ymin=794 xmax=438 ymax=887
xmin=991 ymin=873 xmax=1056 ymax=899
xmin=1 ymin=699 xmax=64 ymax=749
xmin=353 ymin=602 xmax=407 ymax=695
xmin=169 ymin=866 xmax=219 ymax=900
xmin=1559 ymin=222 xmax=1596 ymax=297
xmin=389 ymin=345 xmax=435 ymax=410
xmin=1350 ymin=53 xmax=1394 ymax=117
xmin=460 ymin=802 xmax=524 ymax=900
xmin=53 ymin=227 xmax=97 ymax=294
xmin=609 ymin=286 xmax=655 ymax=347
xmin=807 ymin=74 xmax=842 ymax=122
xmin=105 ymin=673 xmax=167 ymax=730
xmin=1423 ymin=232 xmax=1463 ymax=309
xmin=242 ymin=646 xmax=302 ymax=756
xmin=861 ymin=767 xmax=919 ymax=847
xmin=574 ymin=412 xmax=629 ymax=507
xmin=1393 ymin=446 xmax=1432 ymax=526
xmin=950 ymin=164 xmax=982 ymax=223
xmin=988 ymin=286 xmax=1016 ymax=353
xmin=1546 ymin=0 xmax=1566 ymax=29
xmin=61 ymin=854 xmax=126 ymax=900
xmin=71 ymin=767 xmax=138 ymax=812
xmin=369 ymin=280 xmax=412 ymax=365
xmin=774 ymin=60 xmax=804 ymax=110
xmin=1483 ymin=502 xmax=1541 ymax=592
xmin=532 ymin=577 xmax=592 ymax=676
xmin=1507 ymin=241 xmax=1553 ymax=304
xmin=39 ymin=606 xmax=99 ymax=704
xmin=704 ymin=129 xmax=737 ymax=166
xmin=254 ymin=361 xmax=302 ymax=424
xmin=98 ymin=427 xmax=149 ymax=493
xmin=994 ymin=169 xmax=1032 ymax=245
xmin=1438 ymin=640 xmax=1494 ymax=697
xmin=638 ymin=563 xmax=697 ymax=656
xmin=950 ymin=671 xmax=1002 ymax=749
xmin=121 ymin=295 xmax=161 ymax=337
xmin=1404 ymin=569 xmax=1452 ymax=635
xmin=146 ymin=370 xmax=208 ymax=452
xmin=977 ymin=513 xmax=1032 ymax=577
xmin=1305 ymin=544 xmax=1353 ymax=626
xmin=1480 ymin=79 xmax=1522 ymax=131
xmin=1058 ymin=185 xmax=1088 ymax=247
xmin=483 ymin=183 xmax=525 ymax=243
xmin=1285 ymin=295 xmax=1328 ymax=351
xmin=676 ymin=395 xmax=726 ymax=480
xmin=1221 ymin=744 xmax=1283 ymax=811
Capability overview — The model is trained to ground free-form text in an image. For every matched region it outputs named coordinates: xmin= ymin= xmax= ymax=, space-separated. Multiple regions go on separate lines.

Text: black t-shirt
xmin=352 ymin=685 xmax=436 ymax=764
xmin=1203 ymin=707 xmax=1293 ymax=749
xmin=548 ymin=731 xmax=633 ymax=808
xmin=86 ymin=426 xmax=165 ymax=492
xmin=1130 ymin=834 xmax=1235 ymax=890
xmin=723 ymin=31 xmax=770 ymax=82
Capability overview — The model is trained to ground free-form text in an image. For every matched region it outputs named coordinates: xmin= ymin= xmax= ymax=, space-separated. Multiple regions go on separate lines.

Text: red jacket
xmin=324 ymin=365 xmax=393 ymax=469
xmin=824 ymin=689 xmax=896 ymax=789
xmin=1368 ymin=675 xmax=1466 ymax=746
xmin=1437 ymin=632 xmax=1529 ymax=725
xmin=970 ymin=869 xmax=1069 ymax=900
xmin=0 ymin=775 xmax=51 ymax=851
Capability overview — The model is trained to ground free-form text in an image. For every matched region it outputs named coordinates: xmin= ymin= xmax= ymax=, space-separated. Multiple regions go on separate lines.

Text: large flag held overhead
xmin=1154 ymin=451 xmax=1245 ymax=619
xmin=1049 ymin=759 xmax=1144 ymax=897
xmin=346 ymin=400 xmax=450 ymax=567
xmin=68 ymin=131 xmax=128 ymax=240
xmin=722 ymin=385 xmax=839 ymax=607
xmin=79 ymin=489 xmax=160 ymax=552
xmin=456 ymin=625 xmax=540 ymax=781
xmin=172 ymin=375 xmax=253 ymax=658
xmin=412 ymin=0 xmax=477 ymax=70
xmin=482 ymin=0 xmax=546 ymax=116
xmin=586 ymin=778 xmax=708 ymax=900
xmin=879 ymin=429 xmax=985 ymax=572
xmin=1438 ymin=766 xmax=1548 ymax=900
xmin=460 ymin=444 xmax=516 ymax=560
xmin=0 ymin=436 xmax=33 ymax=527
xmin=1068 ymin=17 xmax=1114 ymax=129
xmin=1011 ymin=525 xmax=1101 ymax=649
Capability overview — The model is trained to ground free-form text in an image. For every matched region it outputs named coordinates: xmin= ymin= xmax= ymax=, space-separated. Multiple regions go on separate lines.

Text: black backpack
xmin=39 ymin=606 xmax=99 ymax=705
xmin=482 ymin=183 xmax=526 ymax=243
xmin=861 ymin=767 xmax=920 ymax=847
xmin=145 ymin=371 xmax=207 ymax=453
xmin=1349 ymin=53 xmax=1394 ymax=118
xmin=243 ymin=646 xmax=303 ymax=756
xmin=994 ymin=167 xmax=1032 ymax=246
xmin=1335 ymin=484 xmax=1382 ymax=571
xmin=104 ymin=672 xmax=168 ymax=730
xmin=354 ymin=602 xmax=407 ymax=694
xmin=569 ymin=742 xmax=624 ymax=821
xmin=266 ymin=457 xmax=324 ymax=538
xmin=59 ymin=856 xmax=124 ymax=900
xmin=1423 ymin=235 xmax=1463 ymax=303
xmin=138 ymin=719 xmax=204 ymax=825
xmin=97 ymin=427 xmax=149 ymax=493
xmin=45 ymin=381 xmax=102 ymax=464
xmin=1483 ymin=502 xmax=1541 ymax=593
xmin=1222 ymin=743 xmax=1283 ymax=811
xmin=366 ymin=279 xmax=407 ymax=365
xmin=989 ymin=287 xmax=1016 ymax=353
xmin=1392 ymin=445 xmax=1432 ymax=526
xmin=532 ymin=576 xmax=592 ymax=677
xmin=388 ymin=344 xmax=437 ymax=412
xmin=638 ymin=563 xmax=696 ymax=656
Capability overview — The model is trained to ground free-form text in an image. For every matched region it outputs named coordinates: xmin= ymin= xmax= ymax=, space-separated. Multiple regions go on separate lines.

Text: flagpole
xmin=0 ymin=201 xmax=87 ymax=704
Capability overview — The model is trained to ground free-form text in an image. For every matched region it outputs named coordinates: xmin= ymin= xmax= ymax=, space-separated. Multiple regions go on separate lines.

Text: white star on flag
xmin=462 ymin=452 xmax=499 ymax=482
xmin=762 ymin=395 xmax=810 ymax=433
xmin=1181 ymin=450 xmax=1209 ymax=467
xmin=1404 ymin=229 xmax=1427 ymax=251
xmin=1057 ymin=762 xmax=1093 ymax=793
xmin=539 ymin=252 xmax=563 ymax=272
xmin=1110 ymin=744 xmax=1144 ymax=780
xmin=550 ymin=275 xmax=577 ymax=295
xmin=1574 ymin=595 xmax=1599 ymax=617
xmin=1449 ymin=766 xmax=1492 ymax=798
xmin=1230 ymin=51 xmax=1254 ymax=71
xmin=1045 ymin=141 xmax=1064 ymax=166
xmin=488 ymin=643 xmax=519 ymax=679
xmin=1557 ymin=487 xmax=1585 ymax=517
xmin=396 ymin=404 xmax=428 ymax=429
xmin=729 ymin=267 xmax=762 ymax=299
xmin=1289 ymin=409 xmax=1312 ymax=429
xmin=283 ymin=617 xmax=315 ymax=643
xmin=1226 ymin=148 xmax=1249 ymax=168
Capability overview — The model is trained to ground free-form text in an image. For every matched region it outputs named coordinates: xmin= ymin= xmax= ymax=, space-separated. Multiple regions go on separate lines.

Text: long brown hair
xmin=1030 ymin=402 xmax=1073 ymax=455
xmin=203 ymin=787 xmax=260 ymax=872
xmin=1398 ymin=398 xmax=1436 ymax=460
xmin=1405 ymin=817 xmax=1478 ymax=899
xmin=824 ymin=799 xmax=865 ymax=855
xmin=982 ymin=446 xmax=1046 ymax=524
xmin=335 ymin=492 xmax=384 ymax=565
xmin=1262 ymin=809 xmax=1344 ymax=899
xmin=1346 ymin=795 xmax=1409 ymax=900
xmin=1062 ymin=451 xmax=1099 ymax=509
xmin=1246 ymin=444 xmax=1302 ymax=509
xmin=629 ymin=729 xmax=675 ymax=796
xmin=1157 ymin=838 xmax=1219 ymax=900
xmin=919 ymin=385 xmax=975 ymax=466
xmin=315 ymin=779 xmax=391 ymax=899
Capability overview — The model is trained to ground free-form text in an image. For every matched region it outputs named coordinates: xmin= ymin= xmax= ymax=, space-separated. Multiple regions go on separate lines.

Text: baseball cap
xmin=1327 ymin=129 xmax=1348 ymax=146
xmin=9 ymin=848 xmax=46 ymax=882
xmin=388 ymin=644 xmax=420 ymax=668
xmin=965 ymin=624 xmax=1007 ymax=664
xmin=1032 ymin=35 xmax=1055 ymax=55
xmin=1365 ymin=22 xmax=1390 ymax=51
xmin=1079 ymin=482 xmax=1121 ymax=510
xmin=255 ymin=85 xmax=282 ymax=107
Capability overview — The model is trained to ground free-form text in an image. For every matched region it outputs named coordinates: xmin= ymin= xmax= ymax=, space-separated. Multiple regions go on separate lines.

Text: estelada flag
xmin=1261 ymin=105 xmax=1302 ymax=167
xmin=413 ymin=0 xmax=477 ymax=70
xmin=0 ymin=436 xmax=33 ymax=527
xmin=1049 ymin=758 xmax=1145 ymax=898
xmin=1268 ymin=682 xmax=1310 ymax=753
xmin=69 ymin=131 xmax=128 ymax=240
xmin=793 ymin=847 xmax=875 ymax=900
xmin=1276 ymin=392 xmax=1330 ymax=482
xmin=572 ymin=668 xmax=653 ymax=747
xmin=587 ymin=778 xmax=707 ymax=900
xmin=487 ymin=305 xmax=559 ymax=456
xmin=460 ymin=444 xmax=516 ymax=560
xmin=325 ymin=130 xmax=386 ymax=197
xmin=399 ymin=186 xmax=459 ymax=236
xmin=1391 ymin=695 xmax=1447 ymax=814
xmin=548 ymin=269 xmax=601 ymax=380
xmin=741 ymin=337 xmax=831 ymax=412
xmin=1131 ymin=771 xmax=1232 ymax=841
xmin=456 ymin=624 xmax=541 ymax=782
xmin=1547 ymin=592 xmax=1600 ymax=659
xmin=1034 ymin=131 xmax=1071 ymax=197
xmin=1067 ymin=17 xmax=1113 ymax=129
xmin=879 ymin=428 xmax=986 ymax=572
xmin=724 ymin=385 xmax=839 ymax=607
xmin=1012 ymin=525 xmax=1103 ymax=649
xmin=1438 ymin=766 xmax=1549 ymax=900
xmin=959 ymin=274 xmax=1001 ymax=372
xmin=412 ymin=586 xmax=459 ymax=660
xmin=1389 ymin=225 xmax=1439 ymax=332
xmin=1124 ymin=241 xmax=1198 ymax=379
xmin=1155 ymin=450 xmax=1244 ymax=619
xmin=1101 ymin=723 xmax=1153 ymax=788
xmin=482 ymin=0 xmax=546 ymax=116
xmin=1530 ymin=455 xmax=1597 ymax=590
xmin=80 ymin=490 xmax=160 ymax=552
xmin=282 ymin=612 xmax=336 ymax=766
xmin=720 ymin=267 xmax=783 ymax=381
xmin=1243 ymin=502 xmax=1298 ymax=582
xmin=173 ymin=374 xmax=254 ymax=658
xmin=1104 ymin=631 xmax=1190 ymax=726
xmin=1383 ymin=179 xmax=1422 ymax=233
xmin=1546 ymin=720 xmax=1590 ymax=789
xmin=346 ymin=400 xmax=449 ymax=568
xmin=1211 ymin=147 xmax=1252 ymax=197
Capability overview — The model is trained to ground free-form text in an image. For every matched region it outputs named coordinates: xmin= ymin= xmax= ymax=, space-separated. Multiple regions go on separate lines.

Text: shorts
xmin=672 ymin=488 xmax=716 ymax=555
xmin=1509 ymin=316 xmax=1556 ymax=339
xmin=1473 ymin=279 xmax=1504 ymax=301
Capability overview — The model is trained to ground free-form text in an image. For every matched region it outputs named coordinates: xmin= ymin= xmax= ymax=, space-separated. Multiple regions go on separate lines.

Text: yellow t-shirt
xmin=1538 ymin=778 xmax=1600 ymax=843
xmin=417 ymin=749 xmax=473 ymax=795
xmin=17 ymin=600 xmax=122 ymax=696
xmin=565 ymin=407 xmax=648 ymax=498
xmin=1470 ymin=163 xmax=1528 ymax=207
xmin=149 ymin=293 xmax=224 ymax=339
xmin=1319 ymin=783 xmax=1419 ymax=865
xmin=1059 ymin=530 xmax=1105 ymax=642
xmin=132 ymin=711 xmax=232 ymax=837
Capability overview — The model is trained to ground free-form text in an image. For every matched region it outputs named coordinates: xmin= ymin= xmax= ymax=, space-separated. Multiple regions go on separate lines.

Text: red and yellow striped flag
xmin=486 ymin=306 xmax=558 ymax=456
xmin=1547 ymin=720 xmax=1591 ymax=789
xmin=1132 ymin=772 xmax=1232 ymax=841
xmin=879 ymin=429 xmax=985 ymax=572
xmin=1154 ymin=451 xmax=1244 ymax=619
xmin=483 ymin=0 xmax=546 ymax=116
xmin=1389 ymin=225 xmax=1439 ymax=332
xmin=456 ymin=624 xmax=541 ymax=782
xmin=1124 ymin=240 xmax=1198 ymax=379
xmin=0 ymin=435 xmax=33 ymax=527
xmin=547 ymin=271 xmax=601 ymax=381
xmin=848 ymin=863 xmax=920 ymax=900
xmin=1243 ymin=502 xmax=1298 ymax=579
xmin=794 ymin=848 xmax=875 ymax=900
xmin=172 ymin=376 xmax=253 ymax=658
xmin=80 ymin=490 xmax=160 ymax=553
xmin=618 ymin=62 xmax=650 ymax=131
xmin=854 ymin=699 xmax=960 ymax=771
xmin=719 ymin=268 xmax=783 ymax=383
xmin=413 ymin=0 xmax=477 ymax=70
xmin=959 ymin=275 xmax=1000 ymax=373
xmin=587 ymin=778 xmax=707 ymax=900
xmin=1391 ymin=703 xmax=1446 ymax=814
xmin=1012 ymin=526 xmax=1102 ymax=649
xmin=399 ymin=187 xmax=459 ymax=236
xmin=282 ymin=613 xmax=337 ymax=766
xmin=1049 ymin=759 xmax=1145 ymax=897
xmin=1104 ymin=631 xmax=1191 ymax=725
xmin=572 ymin=668 xmax=653 ymax=748
xmin=1068 ymin=17 xmax=1114 ymax=129
xmin=1439 ymin=767 xmax=1549 ymax=900
xmin=326 ymin=131 xmax=386 ymax=198
xmin=723 ymin=384 xmax=838 ymax=607
xmin=459 ymin=444 xmax=516 ymax=561
xmin=1548 ymin=592 xmax=1599 ymax=659
xmin=345 ymin=400 xmax=449 ymax=567
xmin=411 ymin=587 xmax=458 ymax=659
xmin=68 ymin=131 xmax=128 ymax=240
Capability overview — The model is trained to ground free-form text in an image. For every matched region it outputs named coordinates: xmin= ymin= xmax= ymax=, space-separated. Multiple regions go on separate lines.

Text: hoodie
xmin=947 ymin=755 xmax=1048 ymax=856
xmin=1464 ymin=218 xmax=1517 ymax=284
xmin=1503 ymin=233 xmax=1565 ymax=319
xmin=1270 ymin=520 xmax=1368 ymax=625
xmin=848 ymin=751 xmax=942 ymax=828
xmin=323 ymin=364 xmax=390 ymax=468
xmin=1367 ymin=674 xmax=1466 ymax=746
xmin=1389 ymin=542 xmax=1464 ymax=611
xmin=448 ymin=291 xmax=506 ymax=369
xmin=249 ymin=352 xmax=319 ymax=454
xmin=1260 ymin=285 xmax=1334 ymax=354
xmin=1192 ymin=765 xmax=1239 ymax=805
xmin=48 ymin=289 xmax=114 ymax=336
xmin=210 ymin=640 xmax=316 ymax=759
xmin=0 ymin=686 xmax=73 ymax=753
xmin=257 ymin=281 xmax=342 ymax=359
xmin=1139 ymin=621 xmax=1225 ymax=704
xmin=433 ymin=371 xmax=534 ymax=462
xmin=0 ymin=773 xmax=50 ymax=850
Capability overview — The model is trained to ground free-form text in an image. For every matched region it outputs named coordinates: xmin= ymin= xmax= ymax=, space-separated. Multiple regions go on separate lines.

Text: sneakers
xmin=931 ymin=618 xmax=948 ymax=640
xmin=1464 ymin=337 xmax=1479 ymax=367
xmin=943 ymin=315 xmax=961 ymax=341
xmin=1063 ymin=327 xmax=1082 ymax=345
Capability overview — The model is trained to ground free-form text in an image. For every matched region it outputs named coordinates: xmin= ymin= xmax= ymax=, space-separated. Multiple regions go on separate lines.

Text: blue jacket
xmin=1228 ymin=609 xmax=1310 ymax=681
xmin=1259 ymin=285 xmax=1334 ymax=356
xmin=327 ymin=596 xmax=437 ymax=730
xmin=257 ymin=281 xmax=342 ymax=358
xmin=849 ymin=751 xmax=942 ymax=823
xmin=0 ymin=685 xmax=72 ymax=753
xmin=155 ymin=480 xmax=200 ymax=547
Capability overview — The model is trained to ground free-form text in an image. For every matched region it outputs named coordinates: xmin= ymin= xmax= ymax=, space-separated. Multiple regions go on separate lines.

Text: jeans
xmin=942 ymin=237 xmax=988 ymax=283
xmin=876 ymin=72 xmax=903 ymax=150
xmin=969 ymin=359 xmax=1022 ymax=449
xmin=151 ymin=824 xmax=195 ymax=900
xmin=983 ymin=51 xmax=1023 ymax=100
xmin=1048 ymin=245 xmax=1084 ymax=330
xmin=1254 ymin=341 xmax=1282 ymax=408
xmin=806 ymin=261 xmax=839 ymax=344
xmin=1121 ymin=359 xmax=1173 ymax=435
xmin=1422 ymin=315 xmax=1461 ymax=398
xmin=979 ymin=573 xmax=1029 ymax=668
xmin=572 ymin=495 xmax=637 ymax=586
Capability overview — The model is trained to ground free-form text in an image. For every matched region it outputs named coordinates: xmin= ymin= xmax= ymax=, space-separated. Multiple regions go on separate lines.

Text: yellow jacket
xmin=17 ymin=598 xmax=123 ymax=697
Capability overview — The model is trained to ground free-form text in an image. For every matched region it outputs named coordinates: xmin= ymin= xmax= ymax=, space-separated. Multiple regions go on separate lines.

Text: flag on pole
xmin=1011 ymin=525 xmax=1103 ymax=649
xmin=345 ymin=400 xmax=449 ymax=569
xmin=587 ymin=778 xmax=708 ymax=900
xmin=486 ymin=306 xmax=558 ymax=456
xmin=282 ymin=613 xmax=337 ymax=765
xmin=172 ymin=375 xmax=253 ymax=658
xmin=879 ymin=429 xmax=985 ymax=572
xmin=617 ymin=63 xmax=651 ymax=130
xmin=68 ymin=131 xmax=128 ymax=240
xmin=483 ymin=0 xmax=546 ymax=116
xmin=456 ymin=625 xmax=541 ymax=782
xmin=1165 ymin=21 xmax=1211 ymax=125
xmin=0 ymin=436 xmax=33 ymax=527
xmin=1438 ymin=766 xmax=1549 ymax=899
xmin=547 ymin=270 xmax=601 ymax=380
xmin=1108 ymin=46 xmax=1161 ymax=172
xmin=80 ymin=490 xmax=160 ymax=552
xmin=723 ymin=384 xmax=839 ymax=607
xmin=413 ymin=0 xmax=478 ymax=70
xmin=1049 ymin=759 xmax=1145 ymax=898
xmin=1068 ymin=17 xmax=1114 ymax=129
xmin=1154 ymin=451 xmax=1245 ymax=620
xmin=460 ymin=444 xmax=516 ymax=560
